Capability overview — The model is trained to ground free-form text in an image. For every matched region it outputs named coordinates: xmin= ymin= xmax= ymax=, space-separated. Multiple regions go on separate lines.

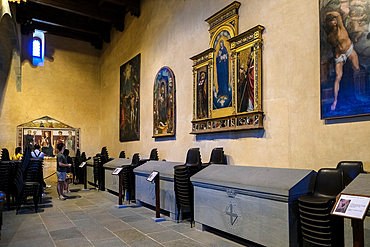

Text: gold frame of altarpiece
xmin=190 ymin=1 xmax=264 ymax=134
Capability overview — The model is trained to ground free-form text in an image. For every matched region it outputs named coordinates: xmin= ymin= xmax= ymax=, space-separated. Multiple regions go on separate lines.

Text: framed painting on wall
xmin=153 ymin=66 xmax=176 ymax=138
xmin=120 ymin=54 xmax=140 ymax=142
xmin=320 ymin=1 xmax=370 ymax=119
xmin=190 ymin=1 xmax=264 ymax=134
xmin=18 ymin=116 xmax=80 ymax=157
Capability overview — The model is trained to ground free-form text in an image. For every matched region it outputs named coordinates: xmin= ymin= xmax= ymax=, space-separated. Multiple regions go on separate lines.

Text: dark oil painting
xmin=153 ymin=66 xmax=176 ymax=137
xmin=120 ymin=54 xmax=140 ymax=142
xmin=237 ymin=47 xmax=255 ymax=113
xmin=320 ymin=0 xmax=370 ymax=119
xmin=197 ymin=66 xmax=208 ymax=119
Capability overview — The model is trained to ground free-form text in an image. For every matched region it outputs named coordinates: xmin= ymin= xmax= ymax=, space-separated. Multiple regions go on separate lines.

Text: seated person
xmin=31 ymin=144 xmax=44 ymax=158
xmin=12 ymin=147 xmax=23 ymax=160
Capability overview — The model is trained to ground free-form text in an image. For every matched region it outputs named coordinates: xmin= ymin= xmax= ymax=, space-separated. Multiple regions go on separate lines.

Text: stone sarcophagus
xmin=103 ymin=158 xmax=131 ymax=194
xmin=191 ymin=165 xmax=316 ymax=247
xmin=134 ymin=160 xmax=183 ymax=219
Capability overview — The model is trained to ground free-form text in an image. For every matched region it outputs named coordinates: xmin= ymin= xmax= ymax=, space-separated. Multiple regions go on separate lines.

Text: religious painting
xmin=197 ymin=68 xmax=209 ymax=119
xmin=18 ymin=116 xmax=80 ymax=157
xmin=213 ymin=31 xmax=232 ymax=110
xmin=190 ymin=1 xmax=264 ymax=134
xmin=237 ymin=47 xmax=254 ymax=113
xmin=153 ymin=66 xmax=176 ymax=137
xmin=120 ymin=54 xmax=140 ymax=142
xmin=320 ymin=0 xmax=370 ymax=119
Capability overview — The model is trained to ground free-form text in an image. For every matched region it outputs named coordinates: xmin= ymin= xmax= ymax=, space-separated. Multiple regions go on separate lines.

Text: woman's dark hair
xmin=34 ymin=144 xmax=40 ymax=150
xmin=15 ymin=147 xmax=22 ymax=154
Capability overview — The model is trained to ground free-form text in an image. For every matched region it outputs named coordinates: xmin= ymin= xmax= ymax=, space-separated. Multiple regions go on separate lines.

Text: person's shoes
xmin=66 ymin=191 xmax=71 ymax=194
xmin=62 ymin=194 xmax=69 ymax=198
xmin=46 ymin=185 xmax=51 ymax=188
xmin=42 ymin=193 xmax=46 ymax=196
xmin=59 ymin=195 xmax=66 ymax=200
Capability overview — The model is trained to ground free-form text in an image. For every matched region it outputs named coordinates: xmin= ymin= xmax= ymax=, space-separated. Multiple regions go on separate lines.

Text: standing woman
xmin=12 ymin=147 xmax=23 ymax=160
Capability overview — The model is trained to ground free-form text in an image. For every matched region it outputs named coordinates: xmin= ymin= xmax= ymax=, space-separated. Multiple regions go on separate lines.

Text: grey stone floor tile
xmin=4 ymin=237 xmax=55 ymax=247
xmin=73 ymin=218 xmax=103 ymax=231
xmin=184 ymin=230 xmax=245 ymax=247
xmin=163 ymin=238 xmax=205 ymax=247
xmin=147 ymin=229 xmax=187 ymax=243
xmin=100 ymin=219 xmax=133 ymax=232
xmin=90 ymin=212 xmax=118 ymax=222
xmin=65 ymin=212 xmax=93 ymax=221
xmin=167 ymin=223 xmax=196 ymax=233
xmin=12 ymin=224 xmax=49 ymax=241
xmin=49 ymin=227 xmax=84 ymax=241
xmin=54 ymin=237 xmax=93 ymax=247
xmin=119 ymin=214 xmax=147 ymax=222
xmin=0 ymin=228 xmax=17 ymax=243
xmin=44 ymin=220 xmax=75 ymax=231
xmin=128 ymin=220 xmax=168 ymax=234
xmin=106 ymin=208 xmax=135 ymax=217
xmin=74 ymin=200 xmax=94 ymax=206
xmin=80 ymin=205 xmax=104 ymax=214
xmin=127 ymin=237 xmax=163 ymax=247
xmin=92 ymin=237 xmax=129 ymax=247
xmin=114 ymin=228 xmax=147 ymax=243
xmin=81 ymin=228 xmax=115 ymax=241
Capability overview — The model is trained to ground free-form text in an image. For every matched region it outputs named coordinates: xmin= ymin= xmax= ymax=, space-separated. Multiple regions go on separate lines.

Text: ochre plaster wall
xmin=0 ymin=33 xmax=101 ymax=157
xmin=99 ymin=0 xmax=370 ymax=171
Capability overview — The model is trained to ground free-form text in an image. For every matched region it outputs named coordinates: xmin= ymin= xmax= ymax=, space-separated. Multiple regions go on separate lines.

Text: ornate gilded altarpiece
xmin=153 ymin=66 xmax=176 ymax=138
xmin=17 ymin=116 xmax=80 ymax=157
xmin=190 ymin=1 xmax=264 ymax=134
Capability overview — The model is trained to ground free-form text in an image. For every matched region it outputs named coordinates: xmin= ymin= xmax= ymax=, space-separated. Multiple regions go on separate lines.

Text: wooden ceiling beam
xmin=27 ymin=0 xmax=121 ymax=22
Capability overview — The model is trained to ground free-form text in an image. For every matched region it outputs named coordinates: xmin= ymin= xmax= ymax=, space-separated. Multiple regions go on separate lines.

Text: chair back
xmin=336 ymin=161 xmax=364 ymax=186
xmin=119 ymin=151 xmax=126 ymax=158
xmin=149 ymin=148 xmax=159 ymax=161
xmin=131 ymin=153 xmax=140 ymax=166
xmin=1 ymin=149 xmax=10 ymax=161
xmin=313 ymin=168 xmax=344 ymax=198
xmin=209 ymin=148 xmax=227 ymax=165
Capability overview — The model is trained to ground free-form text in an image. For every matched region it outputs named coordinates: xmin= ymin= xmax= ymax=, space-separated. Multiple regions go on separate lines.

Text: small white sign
xmin=112 ymin=168 xmax=123 ymax=175
xmin=331 ymin=194 xmax=370 ymax=220
xmin=79 ymin=162 xmax=86 ymax=168
xmin=147 ymin=170 xmax=159 ymax=182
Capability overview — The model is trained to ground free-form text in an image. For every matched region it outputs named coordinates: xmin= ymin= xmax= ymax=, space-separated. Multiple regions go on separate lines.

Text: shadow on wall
xmin=195 ymin=128 xmax=265 ymax=141
xmin=0 ymin=13 xmax=17 ymax=117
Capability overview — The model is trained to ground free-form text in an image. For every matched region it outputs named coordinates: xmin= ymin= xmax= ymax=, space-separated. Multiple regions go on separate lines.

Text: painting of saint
xmin=120 ymin=54 xmax=140 ymax=142
xmin=320 ymin=0 xmax=370 ymax=119
xmin=238 ymin=48 xmax=255 ymax=113
xmin=153 ymin=67 xmax=176 ymax=137
xmin=213 ymin=31 xmax=232 ymax=110
xmin=197 ymin=68 xmax=208 ymax=119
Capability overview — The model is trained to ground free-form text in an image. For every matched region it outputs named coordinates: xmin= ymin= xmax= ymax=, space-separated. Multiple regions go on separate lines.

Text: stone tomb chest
xmin=191 ymin=165 xmax=316 ymax=247
xmin=103 ymin=158 xmax=131 ymax=194
xmin=134 ymin=160 xmax=183 ymax=219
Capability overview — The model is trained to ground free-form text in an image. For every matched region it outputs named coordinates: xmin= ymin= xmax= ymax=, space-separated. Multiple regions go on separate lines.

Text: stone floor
xmin=0 ymin=180 xmax=247 ymax=247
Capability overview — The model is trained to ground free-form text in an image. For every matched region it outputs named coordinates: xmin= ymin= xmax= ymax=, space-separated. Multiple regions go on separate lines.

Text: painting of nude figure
xmin=320 ymin=0 xmax=370 ymax=119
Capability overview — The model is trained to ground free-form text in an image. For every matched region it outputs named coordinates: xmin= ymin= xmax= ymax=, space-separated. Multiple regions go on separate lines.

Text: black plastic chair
xmin=93 ymin=156 xmax=103 ymax=190
xmin=202 ymin=148 xmax=227 ymax=168
xmin=119 ymin=151 xmax=126 ymax=158
xmin=336 ymin=161 xmax=364 ymax=187
xmin=298 ymin=168 xmax=344 ymax=247
xmin=0 ymin=161 xmax=15 ymax=210
xmin=174 ymin=148 xmax=202 ymax=227
xmin=1 ymin=149 xmax=10 ymax=161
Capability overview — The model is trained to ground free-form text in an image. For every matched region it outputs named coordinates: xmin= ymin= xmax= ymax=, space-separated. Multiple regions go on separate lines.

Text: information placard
xmin=147 ymin=170 xmax=159 ymax=182
xmin=331 ymin=194 xmax=370 ymax=220
xmin=79 ymin=162 xmax=86 ymax=168
xmin=112 ymin=167 xmax=123 ymax=175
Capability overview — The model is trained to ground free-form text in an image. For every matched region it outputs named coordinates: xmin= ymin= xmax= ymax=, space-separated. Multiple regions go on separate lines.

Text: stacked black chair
xmin=1 ymin=149 xmax=10 ymax=161
xmin=174 ymin=148 xmax=202 ymax=227
xmin=93 ymin=155 xmax=103 ymax=190
xmin=0 ymin=190 xmax=4 ymax=239
xmin=298 ymin=168 xmax=345 ymax=247
xmin=119 ymin=151 xmax=126 ymax=158
xmin=11 ymin=155 xmax=41 ymax=214
xmin=0 ymin=161 xmax=15 ymax=210
xmin=336 ymin=161 xmax=364 ymax=187
xmin=122 ymin=149 xmax=158 ymax=203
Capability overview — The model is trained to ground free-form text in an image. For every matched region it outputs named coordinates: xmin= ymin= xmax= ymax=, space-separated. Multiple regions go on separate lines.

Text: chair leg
xmin=33 ymin=196 xmax=38 ymax=213
xmin=177 ymin=205 xmax=180 ymax=223
xmin=6 ymin=193 xmax=11 ymax=211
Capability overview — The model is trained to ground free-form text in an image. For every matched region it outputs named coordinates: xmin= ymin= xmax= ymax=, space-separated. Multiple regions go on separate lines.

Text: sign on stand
xmin=147 ymin=170 xmax=165 ymax=222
